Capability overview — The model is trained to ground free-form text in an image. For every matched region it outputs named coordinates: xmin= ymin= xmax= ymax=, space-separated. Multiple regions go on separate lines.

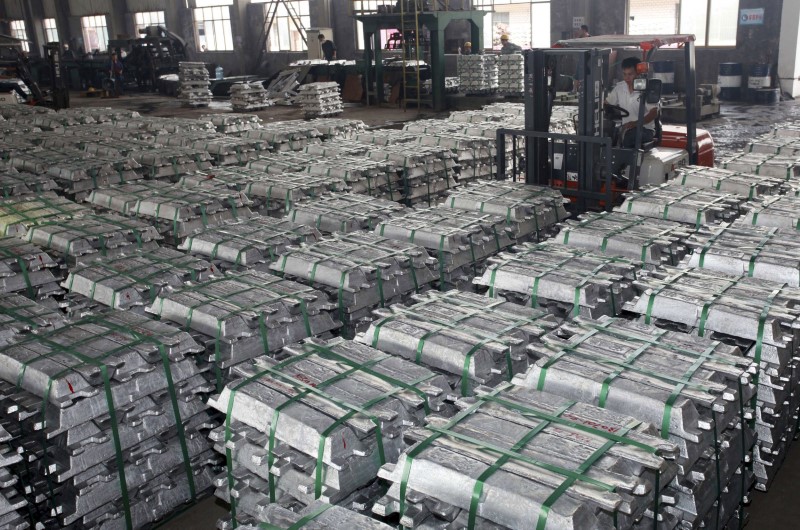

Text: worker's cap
xmin=500 ymin=34 xmax=509 ymax=41
xmin=464 ymin=41 xmax=472 ymax=47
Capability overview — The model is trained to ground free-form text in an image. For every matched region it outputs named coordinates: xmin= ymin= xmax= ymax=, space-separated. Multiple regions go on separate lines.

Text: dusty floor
xmin=63 ymin=91 xmax=796 ymax=529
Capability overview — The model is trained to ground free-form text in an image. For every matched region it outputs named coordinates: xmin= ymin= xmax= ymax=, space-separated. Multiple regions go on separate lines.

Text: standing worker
xmin=499 ymin=34 xmax=522 ymax=54
xmin=109 ymin=53 xmax=123 ymax=97
xmin=318 ymin=34 xmax=337 ymax=61
xmin=577 ymin=24 xmax=591 ymax=38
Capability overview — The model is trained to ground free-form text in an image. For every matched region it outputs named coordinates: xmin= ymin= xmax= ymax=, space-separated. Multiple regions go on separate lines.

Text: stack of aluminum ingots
xmin=178 ymin=168 xmax=345 ymax=215
xmin=304 ymin=138 xmax=371 ymax=158
xmin=0 ymin=311 xmax=219 ymax=529
xmin=555 ymin=211 xmax=696 ymax=268
xmin=457 ymin=54 xmax=498 ymax=95
xmin=178 ymin=62 xmax=212 ymax=107
xmin=440 ymin=179 xmax=569 ymax=242
xmin=375 ymin=208 xmax=515 ymax=289
xmin=497 ymin=53 xmax=525 ymax=95
xmin=226 ymin=501 xmax=394 ymax=530
xmin=6 ymin=146 xmax=86 ymax=175
xmin=44 ymin=154 xmax=142 ymax=201
xmin=374 ymin=382 xmax=681 ymax=530
xmin=365 ymin=144 xmax=458 ymax=207
xmin=129 ymin=146 xmax=214 ymax=180
xmin=683 ymin=224 xmax=800 ymax=285
xmin=351 ymin=130 xmax=418 ymax=146
xmin=359 ymin=290 xmax=558 ymax=396
xmin=672 ymin=165 xmax=785 ymax=198
xmin=179 ymin=217 xmax=321 ymax=272
xmin=304 ymin=118 xmax=366 ymax=140
xmin=474 ymin=242 xmax=639 ymax=319
xmin=273 ymin=231 xmax=438 ymax=338
xmin=0 ymin=194 xmax=88 ymax=237
xmin=302 ymin=156 xmax=401 ymax=199
xmin=772 ymin=124 xmax=800 ymax=138
xmin=719 ymin=152 xmax=800 ymax=181
xmin=295 ymin=82 xmax=343 ymax=118
xmin=133 ymin=116 xmax=216 ymax=135
xmin=516 ymin=316 xmax=757 ymax=529
xmin=0 ymin=169 xmax=59 ymax=197
xmin=738 ymin=195 xmax=800 ymax=230
xmin=208 ymin=336 xmax=452 ymax=523
xmin=616 ymin=184 xmax=747 ymax=228
xmin=746 ymin=134 xmax=800 ymax=156
xmin=201 ymin=113 xmax=263 ymax=135
xmin=240 ymin=121 xmax=323 ymax=151
xmin=0 ymin=238 xmax=63 ymax=301
xmin=415 ymin=133 xmax=497 ymax=184
xmin=147 ymin=270 xmax=340 ymax=387
xmin=159 ymin=131 xmax=266 ymax=166
xmin=482 ymin=101 xmax=525 ymax=115
xmin=623 ymin=267 xmax=800 ymax=492
xmin=445 ymin=75 xmax=459 ymax=92
xmin=286 ymin=193 xmax=407 ymax=235
xmin=80 ymin=135 xmax=162 ymax=155
xmin=62 ymin=248 xmax=220 ymax=311
xmin=86 ymin=180 xmax=254 ymax=243
xmin=402 ymin=119 xmax=470 ymax=136
xmin=0 ymin=425 xmax=28 ymax=530
xmin=23 ymin=214 xmax=162 ymax=266
xmin=0 ymin=293 xmax=65 ymax=346
xmin=229 ymin=82 xmax=274 ymax=111
xmin=74 ymin=107 xmax=140 ymax=122
xmin=247 ymin=151 xmax=325 ymax=175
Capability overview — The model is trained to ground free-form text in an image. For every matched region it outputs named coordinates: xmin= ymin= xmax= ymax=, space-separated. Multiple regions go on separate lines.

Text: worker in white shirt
xmin=605 ymin=56 xmax=659 ymax=148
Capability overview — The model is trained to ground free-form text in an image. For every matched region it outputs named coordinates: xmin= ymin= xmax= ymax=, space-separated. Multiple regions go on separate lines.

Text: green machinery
xmin=355 ymin=1 xmax=485 ymax=111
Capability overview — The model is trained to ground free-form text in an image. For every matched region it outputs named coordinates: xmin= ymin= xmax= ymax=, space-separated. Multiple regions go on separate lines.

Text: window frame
xmin=471 ymin=0 xmax=551 ymax=51
xmin=10 ymin=20 xmax=30 ymax=53
xmin=627 ymin=0 xmax=739 ymax=48
xmin=81 ymin=15 xmax=110 ymax=53
xmin=260 ymin=1 xmax=310 ymax=53
xmin=134 ymin=11 xmax=166 ymax=35
xmin=42 ymin=18 xmax=59 ymax=44
xmin=193 ymin=6 xmax=235 ymax=52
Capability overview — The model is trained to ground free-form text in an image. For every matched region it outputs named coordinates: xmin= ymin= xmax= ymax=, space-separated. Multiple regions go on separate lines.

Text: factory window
xmin=81 ymin=15 xmax=109 ymax=53
xmin=43 ymin=18 xmax=59 ymax=44
xmin=134 ymin=11 xmax=166 ymax=34
xmin=10 ymin=20 xmax=29 ymax=53
xmin=472 ymin=1 xmax=551 ymax=51
xmin=260 ymin=1 xmax=310 ymax=52
xmin=353 ymin=1 xmax=395 ymax=50
xmin=628 ymin=0 xmax=739 ymax=47
xmin=194 ymin=6 xmax=234 ymax=51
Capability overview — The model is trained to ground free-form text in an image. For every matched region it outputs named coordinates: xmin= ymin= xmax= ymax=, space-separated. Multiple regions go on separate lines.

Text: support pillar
xmin=778 ymin=0 xmax=800 ymax=97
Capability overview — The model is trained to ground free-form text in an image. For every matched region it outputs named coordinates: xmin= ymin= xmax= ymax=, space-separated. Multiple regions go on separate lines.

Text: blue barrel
xmin=751 ymin=88 xmax=780 ymax=105
xmin=747 ymin=63 xmax=772 ymax=100
xmin=718 ymin=62 xmax=742 ymax=101
xmin=651 ymin=61 xmax=675 ymax=93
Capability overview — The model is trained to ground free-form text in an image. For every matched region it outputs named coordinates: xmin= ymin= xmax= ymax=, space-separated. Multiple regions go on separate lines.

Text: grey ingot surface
xmin=516 ymin=316 xmax=755 ymax=445
xmin=474 ymin=242 xmax=638 ymax=318
xmin=200 ymin=113 xmax=263 ymax=134
xmin=273 ymin=231 xmax=437 ymax=313
xmin=374 ymin=383 xmax=678 ymax=530
xmin=159 ymin=130 xmax=265 ymax=161
xmin=229 ymin=82 xmax=276 ymax=111
xmin=457 ymin=54 xmax=498 ymax=94
xmin=0 ymin=170 xmax=59 ymax=197
xmin=0 ymin=293 xmax=65 ymax=345
xmin=247 ymin=152 xmax=327 ymax=175
xmin=63 ymin=248 xmax=220 ymax=310
xmin=683 ymin=224 xmax=800 ymax=286
xmin=296 ymin=82 xmax=344 ymax=118
xmin=737 ymin=195 xmax=800 ymax=230
xmin=179 ymin=216 xmax=321 ymax=268
xmin=238 ymin=500 xmax=393 ymax=530
xmin=747 ymin=134 xmax=800 ymax=156
xmin=617 ymin=185 xmax=747 ymax=227
xmin=441 ymin=179 xmax=569 ymax=239
xmin=358 ymin=290 xmax=558 ymax=392
xmin=304 ymin=138 xmax=372 ymax=158
xmin=241 ymin=121 xmax=323 ymax=151
xmin=0 ymin=194 xmax=88 ymax=237
xmin=0 ymin=237 xmax=63 ymax=298
xmin=287 ymin=193 xmax=407 ymax=234
xmin=148 ymin=270 xmax=339 ymax=360
xmin=304 ymin=118 xmax=366 ymax=139
xmin=7 ymin=146 xmax=87 ymax=175
xmin=719 ymin=152 xmax=800 ymax=180
xmin=24 ymin=214 xmax=162 ymax=260
xmin=671 ymin=165 xmax=785 ymax=199
xmin=555 ymin=211 xmax=695 ymax=267
xmin=623 ymin=266 xmax=800 ymax=356
xmin=375 ymin=208 xmax=514 ymax=272
xmin=302 ymin=156 xmax=400 ymax=198
xmin=209 ymin=337 xmax=450 ymax=465
xmin=129 ymin=146 xmax=214 ymax=178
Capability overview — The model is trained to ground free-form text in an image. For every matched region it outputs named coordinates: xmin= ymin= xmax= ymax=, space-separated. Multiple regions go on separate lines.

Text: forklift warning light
xmin=636 ymin=62 xmax=649 ymax=75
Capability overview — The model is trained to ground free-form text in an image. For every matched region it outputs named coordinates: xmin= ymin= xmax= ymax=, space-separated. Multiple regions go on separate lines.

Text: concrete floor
xmin=63 ymin=90 xmax=799 ymax=529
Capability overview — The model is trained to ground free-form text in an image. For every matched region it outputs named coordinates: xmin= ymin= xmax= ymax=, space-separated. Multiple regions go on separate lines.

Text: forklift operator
xmin=605 ymin=57 xmax=659 ymax=148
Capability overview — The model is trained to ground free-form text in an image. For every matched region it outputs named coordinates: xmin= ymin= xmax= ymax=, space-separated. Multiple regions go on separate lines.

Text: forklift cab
xmin=510 ymin=35 xmax=713 ymax=211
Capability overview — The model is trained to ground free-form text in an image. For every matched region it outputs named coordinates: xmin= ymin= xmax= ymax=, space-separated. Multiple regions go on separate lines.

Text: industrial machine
xmin=0 ymin=33 xmax=43 ymax=102
xmin=661 ymin=83 xmax=722 ymax=122
xmin=497 ymin=34 xmax=715 ymax=212
xmin=110 ymin=25 xmax=189 ymax=91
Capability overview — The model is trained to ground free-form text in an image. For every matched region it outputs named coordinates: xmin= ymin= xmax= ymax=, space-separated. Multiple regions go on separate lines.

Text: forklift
xmin=498 ymin=34 xmax=714 ymax=212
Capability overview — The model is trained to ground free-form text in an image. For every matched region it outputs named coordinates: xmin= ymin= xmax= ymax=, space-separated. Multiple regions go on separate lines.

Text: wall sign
xmin=573 ymin=17 xmax=585 ymax=29
xmin=740 ymin=8 xmax=765 ymax=25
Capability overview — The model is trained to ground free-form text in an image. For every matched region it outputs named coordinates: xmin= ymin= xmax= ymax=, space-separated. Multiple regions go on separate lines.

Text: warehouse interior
xmin=3 ymin=0 xmax=800 ymax=529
